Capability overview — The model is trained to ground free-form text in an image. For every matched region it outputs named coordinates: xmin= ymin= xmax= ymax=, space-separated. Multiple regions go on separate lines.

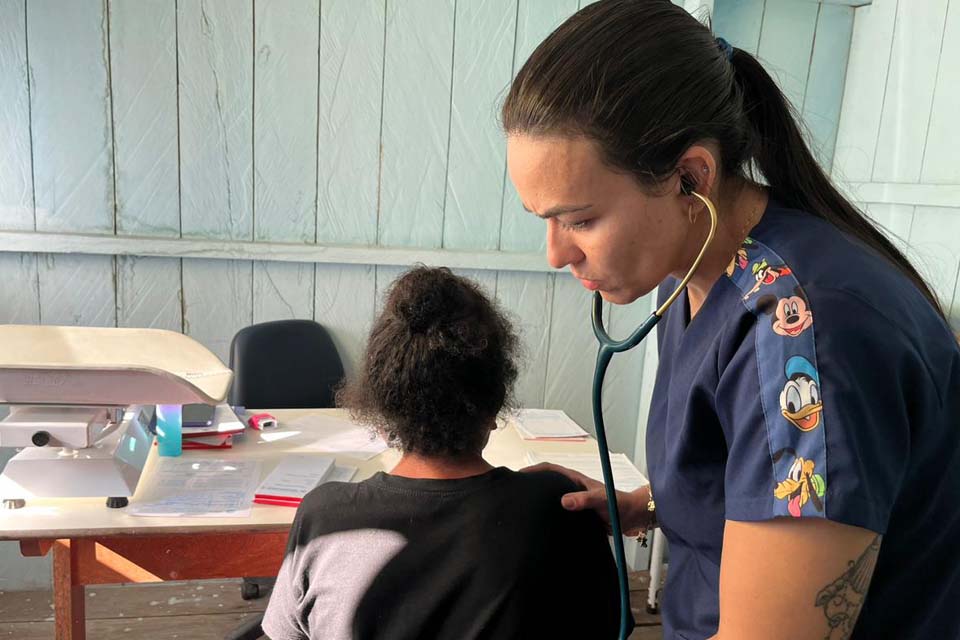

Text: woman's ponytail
xmin=729 ymin=48 xmax=945 ymax=318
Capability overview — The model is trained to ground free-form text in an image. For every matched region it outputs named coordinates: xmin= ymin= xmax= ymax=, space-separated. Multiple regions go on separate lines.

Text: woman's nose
xmin=546 ymin=221 xmax=584 ymax=270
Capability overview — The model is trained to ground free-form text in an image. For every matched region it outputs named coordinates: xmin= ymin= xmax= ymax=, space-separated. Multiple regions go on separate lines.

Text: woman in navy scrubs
xmin=507 ymin=2 xmax=960 ymax=639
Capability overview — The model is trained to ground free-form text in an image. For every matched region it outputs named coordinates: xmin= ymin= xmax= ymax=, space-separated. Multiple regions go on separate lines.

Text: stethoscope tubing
xmin=591 ymin=191 xmax=718 ymax=639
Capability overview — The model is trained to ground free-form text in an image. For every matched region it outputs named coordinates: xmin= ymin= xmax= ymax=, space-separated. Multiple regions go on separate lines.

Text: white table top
xmin=0 ymin=408 xmax=613 ymax=540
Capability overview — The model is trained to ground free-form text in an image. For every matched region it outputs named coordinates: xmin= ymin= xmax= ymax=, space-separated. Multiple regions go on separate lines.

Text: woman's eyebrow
xmin=520 ymin=203 xmax=593 ymax=219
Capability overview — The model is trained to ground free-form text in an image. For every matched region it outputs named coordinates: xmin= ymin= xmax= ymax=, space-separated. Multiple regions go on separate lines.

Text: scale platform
xmin=0 ymin=325 xmax=233 ymax=508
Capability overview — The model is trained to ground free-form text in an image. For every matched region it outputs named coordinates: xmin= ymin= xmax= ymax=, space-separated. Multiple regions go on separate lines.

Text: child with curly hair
xmin=263 ymin=266 xmax=623 ymax=640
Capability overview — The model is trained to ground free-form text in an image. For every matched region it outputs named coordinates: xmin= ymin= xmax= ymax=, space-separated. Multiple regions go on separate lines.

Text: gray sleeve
xmin=262 ymin=552 xmax=309 ymax=640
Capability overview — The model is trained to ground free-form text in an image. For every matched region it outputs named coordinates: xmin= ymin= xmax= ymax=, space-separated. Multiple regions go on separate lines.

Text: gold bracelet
xmin=636 ymin=485 xmax=656 ymax=547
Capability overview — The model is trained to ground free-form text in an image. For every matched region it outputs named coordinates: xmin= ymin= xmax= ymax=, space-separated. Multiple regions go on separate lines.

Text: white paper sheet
xmin=509 ymin=409 xmax=589 ymax=439
xmin=524 ymin=452 xmax=647 ymax=492
xmin=256 ymin=455 xmax=336 ymax=500
xmin=129 ymin=458 xmax=261 ymax=517
xmin=286 ymin=414 xmax=389 ymax=460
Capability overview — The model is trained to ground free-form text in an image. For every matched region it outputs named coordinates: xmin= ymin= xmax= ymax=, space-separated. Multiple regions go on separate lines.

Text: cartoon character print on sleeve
xmin=780 ymin=355 xmax=823 ymax=432
xmin=725 ymin=238 xmax=754 ymax=277
xmin=756 ymin=286 xmax=814 ymax=338
xmin=773 ymin=447 xmax=826 ymax=517
xmin=742 ymin=258 xmax=792 ymax=300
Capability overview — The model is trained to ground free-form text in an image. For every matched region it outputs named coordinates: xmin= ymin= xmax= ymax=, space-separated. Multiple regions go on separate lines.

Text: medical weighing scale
xmin=0 ymin=325 xmax=232 ymax=509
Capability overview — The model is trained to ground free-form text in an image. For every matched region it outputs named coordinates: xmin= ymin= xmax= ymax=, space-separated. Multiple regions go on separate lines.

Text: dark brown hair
xmin=501 ymin=0 xmax=944 ymax=318
xmin=337 ymin=266 xmax=519 ymax=457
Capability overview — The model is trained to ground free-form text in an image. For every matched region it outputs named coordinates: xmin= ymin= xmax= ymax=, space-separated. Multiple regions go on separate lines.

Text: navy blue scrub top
xmin=646 ymin=199 xmax=960 ymax=640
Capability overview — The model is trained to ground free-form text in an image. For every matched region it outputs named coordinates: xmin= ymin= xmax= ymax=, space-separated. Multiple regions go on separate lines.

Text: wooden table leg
xmin=53 ymin=539 xmax=85 ymax=640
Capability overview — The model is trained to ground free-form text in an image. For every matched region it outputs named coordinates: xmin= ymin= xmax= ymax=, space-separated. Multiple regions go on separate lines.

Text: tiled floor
xmin=0 ymin=571 xmax=662 ymax=639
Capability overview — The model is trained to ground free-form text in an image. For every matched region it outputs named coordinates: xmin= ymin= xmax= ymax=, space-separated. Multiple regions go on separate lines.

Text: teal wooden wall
xmin=0 ymin=0 xmax=878 ymax=588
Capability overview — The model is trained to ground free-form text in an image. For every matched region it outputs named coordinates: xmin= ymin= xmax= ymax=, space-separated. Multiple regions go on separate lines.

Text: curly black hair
xmin=337 ymin=266 xmax=520 ymax=458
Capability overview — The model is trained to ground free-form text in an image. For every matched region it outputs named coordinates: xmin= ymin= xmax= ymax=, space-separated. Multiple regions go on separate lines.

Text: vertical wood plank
xmin=373 ymin=265 xmax=406 ymax=315
xmin=28 ymin=0 xmax=114 ymax=233
xmin=52 ymin=540 xmax=85 ymax=640
xmin=907 ymin=206 xmax=960 ymax=326
xmin=495 ymin=271 xmax=553 ymax=409
xmin=872 ymin=0 xmax=950 ymax=183
xmin=38 ymin=254 xmax=116 ymax=327
xmin=0 ymin=253 xmax=40 ymax=324
xmin=316 ymin=0 xmax=384 ymax=246
xmin=712 ymin=0 xmax=765 ymax=55
xmin=543 ymin=273 xmax=597 ymax=431
xmin=0 ymin=0 xmax=33 ymax=231
xmin=109 ymin=0 xmax=179 ymax=237
xmin=378 ymin=0 xmax=455 ymax=248
xmin=920 ymin=0 xmax=960 ymax=185
xmin=253 ymin=261 xmax=314 ymax=324
xmin=116 ymin=256 xmax=181 ymax=331
xmin=832 ymin=0 xmax=898 ymax=184
xmin=182 ymin=259 xmax=252 ymax=363
xmin=863 ymin=202 xmax=913 ymax=253
xmin=756 ymin=0 xmax=819 ymax=114
xmin=802 ymin=4 xmax=855 ymax=171
xmin=442 ymin=0 xmax=516 ymax=251
xmin=499 ymin=0 xmax=578 ymax=253
xmin=254 ymin=0 xmax=319 ymax=244
xmin=601 ymin=295 xmax=651 ymax=456
xmin=178 ymin=0 xmax=253 ymax=240
xmin=314 ymin=264 xmax=377 ymax=378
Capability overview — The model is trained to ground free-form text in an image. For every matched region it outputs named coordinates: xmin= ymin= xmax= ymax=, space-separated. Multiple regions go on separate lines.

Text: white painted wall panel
xmin=907 ymin=206 xmax=960 ymax=329
xmin=116 ymin=256 xmax=181 ymax=331
xmin=109 ymin=0 xmax=179 ymax=237
xmin=872 ymin=0 xmax=950 ymax=183
xmin=496 ymin=270 xmax=554 ymax=409
xmin=543 ymin=273 xmax=598 ymax=431
xmin=182 ymin=259 xmax=252 ymax=363
xmin=0 ymin=0 xmax=33 ymax=231
xmin=0 ymin=252 xmax=39 ymax=324
xmin=28 ymin=0 xmax=114 ymax=233
xmin=178 ymin=0 xmax=253 ymax=241
xmin=756 ymin=0 xmax=819 ymax=112
xmin=316 ymin=0 xmax=384 ymax=246
xmin=378 ymin=0 xmax=455 ymax=248
xmin=713 ymin=0 xmax=765 ymax=54
xmin=803 ymin=4 xmax=855 ymax=171
xmin=253 ymin=261 xmax=314 ymax=324
xmin=920 ymin=0 xmax=960 ymax=185
xmin=314 ymin=264 xmax=377 ymax=379
xmin=38 ymin=254 xmax=116 ymax=327
xmin=442 ymin=0 xmax=516 ymax=251
xmin=863 ymin=202 xmax=913 ymax=253
xmin=498 ymin=0 xmax=578 ymax=253
xmin=253 ymin=0 xmax=318 ymax=244
xmin=832 ymin=0 xmax=898 ymax=183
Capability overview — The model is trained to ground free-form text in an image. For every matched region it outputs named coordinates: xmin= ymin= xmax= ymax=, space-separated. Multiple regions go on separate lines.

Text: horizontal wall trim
xmin=821 ymin=0 xmax=871 ymax=6
xmin=846 ymin=182 xmax=960 ymax=209
xmin=0 ymin=231 xmax=555 ymax=273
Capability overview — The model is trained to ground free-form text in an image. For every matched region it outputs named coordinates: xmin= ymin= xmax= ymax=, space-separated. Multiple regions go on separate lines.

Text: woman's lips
xmin=578 ymin=278 xmax=602 ymax=291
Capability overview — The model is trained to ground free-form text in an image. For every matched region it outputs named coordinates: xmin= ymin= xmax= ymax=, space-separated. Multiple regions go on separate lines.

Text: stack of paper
xmin=254 ymin=454 xmax=356 ymax=507
xmin=523 ymin=451 xmax=647 ymax=492
xmin=129 ymin=458 xmax=262 ymax=518
xmin=286 ymin=414 xmax=389 ymax=460
xmin=508 ymin=409 xmax=589 ymax=442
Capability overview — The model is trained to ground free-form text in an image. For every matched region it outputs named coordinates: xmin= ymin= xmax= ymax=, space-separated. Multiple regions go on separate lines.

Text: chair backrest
xmin=227 ymin=319 xmax=345 ymax=409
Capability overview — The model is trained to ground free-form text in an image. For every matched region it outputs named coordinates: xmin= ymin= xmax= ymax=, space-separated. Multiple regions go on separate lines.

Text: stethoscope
xmin=590 ymin=185 xmax=718 ymax=639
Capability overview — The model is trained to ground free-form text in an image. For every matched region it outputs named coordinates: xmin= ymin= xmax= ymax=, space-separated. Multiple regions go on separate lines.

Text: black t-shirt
xmin=263 ymin=467 xmax=625 ymax=640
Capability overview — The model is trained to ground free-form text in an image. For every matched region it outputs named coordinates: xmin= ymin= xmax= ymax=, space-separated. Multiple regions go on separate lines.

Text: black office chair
xmin=225 ymin=319 xmax=345 ymax=640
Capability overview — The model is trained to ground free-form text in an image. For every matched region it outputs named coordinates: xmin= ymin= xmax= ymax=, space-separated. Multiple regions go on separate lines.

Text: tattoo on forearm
xmin=814 ymin=535 xmax=882 ymax=640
